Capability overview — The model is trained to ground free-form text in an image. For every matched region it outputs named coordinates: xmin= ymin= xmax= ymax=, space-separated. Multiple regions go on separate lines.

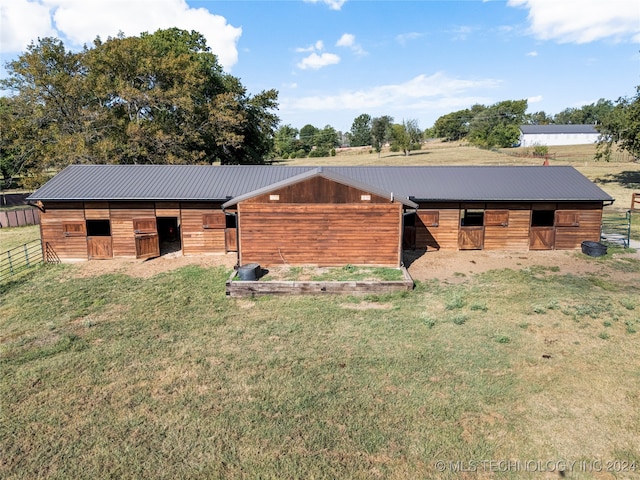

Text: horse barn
xmin=27 ymin=165 xmax=614 ymax=267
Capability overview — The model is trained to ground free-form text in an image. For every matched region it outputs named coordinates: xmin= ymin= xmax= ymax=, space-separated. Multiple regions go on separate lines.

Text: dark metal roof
xmin=519 ymin=124 xmax=599 ymax=135
xmin=28 ymin=164 xmax=613 ymax=203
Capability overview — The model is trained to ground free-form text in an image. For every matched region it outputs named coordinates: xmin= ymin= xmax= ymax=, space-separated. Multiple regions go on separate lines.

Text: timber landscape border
xmin=225 ymin=266 xmax=414 ymax=297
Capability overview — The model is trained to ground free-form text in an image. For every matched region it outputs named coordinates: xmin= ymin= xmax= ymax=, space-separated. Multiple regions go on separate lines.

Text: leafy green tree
xmin=0 ymin=29 xmax=279 ymax=186
xmin=349 ymin=113 xmax=372 ymax=147
xmin=553 ymin=99 xmax=613 ymax=125
xmin=525 ymin=111 xmax=553 ymax=125
xmin=596 ymin=87 xmax=640 ymax=161
xmin=1 ymin=37 xmax=94 ymax=183
xmin=390 ymin=119 xmax=422 ymax=156
xmin=432 ymin=109 xmax=471 ymax=141
xmin=468 ymin=100 xmax=527 ymax=148
xmin=371 ymin=115 xmax=393 ymax=156
xmin=299 ymin=124 xmax=319 ymax=154
xmin=274 ymin=125 xmax=300 ymax=158
xmin=309 ymin=125 xmax=340 ymax=157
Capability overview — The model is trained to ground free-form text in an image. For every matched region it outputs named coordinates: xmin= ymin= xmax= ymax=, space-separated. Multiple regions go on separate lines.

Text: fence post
xmin=24 ymin=243 xmax=30 ymax=267
xmin=8 ymin=250 xmax=13 ymax=274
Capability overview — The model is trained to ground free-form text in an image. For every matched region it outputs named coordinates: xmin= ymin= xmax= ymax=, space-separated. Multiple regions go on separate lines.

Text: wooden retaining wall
xmin=226 ymin=267 xmax=414 ymax=297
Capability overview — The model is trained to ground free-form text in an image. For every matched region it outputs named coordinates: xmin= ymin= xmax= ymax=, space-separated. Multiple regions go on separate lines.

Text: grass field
xmin=0 ymin=225 xmax=41 ymax=253
xmin=1 ymin=143 xmax=639 ymax=479
xmin=1 ymin=254 xmax=639 ymax=479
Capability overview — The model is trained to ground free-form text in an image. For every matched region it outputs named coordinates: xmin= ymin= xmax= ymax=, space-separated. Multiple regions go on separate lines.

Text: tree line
xmin=1 ymin=28 xmax=638 ymax=189
xmin=1 ymin=28 xmax=278 ymax=188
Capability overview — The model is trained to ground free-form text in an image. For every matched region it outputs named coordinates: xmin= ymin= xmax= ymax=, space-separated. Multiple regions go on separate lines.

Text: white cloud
xmin=303 ymin=0 xmax=347 ymax=11
xmin=336 ymin=33 xmax=354 ymax=48
xmin=396 ymin=32 xmax=424 ymax=45
xmin=528 ymin=95 xmax=543 ymax=103
xmin=0 ymin=0 xmax=242 ymax=70
xmin=336 ymin=33 xmax=366 ymax=56
xmin=296 ymin=40 xmax=324 ymax=53
xmin=0 ymin=0 xmax=57 ymax=52
xmin=449 ymin=25 xmax=475 ymax=41
xmin=526 ymin=50 xmax=538 ymax=56
xmin=508 ymin=0 xmax=640 ymax=43
xmin=297 ymin=52 xmax=340 ymax=70
xmin=282 ymin=72 xmax=501 ymax=111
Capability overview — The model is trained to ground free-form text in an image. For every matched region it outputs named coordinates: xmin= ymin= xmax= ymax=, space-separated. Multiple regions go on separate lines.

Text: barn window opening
xmin=404 ymin=212 xmax=416 ymax=227
xmin=86 ymin=219 xmax=111 ymax=236
xmin=461 ymin=209 xmax=484 ymax=227
xmin=531 ymin=210 xmax=555 ymax=227
xmin=225 ymin=214 xmax=237 ymax=229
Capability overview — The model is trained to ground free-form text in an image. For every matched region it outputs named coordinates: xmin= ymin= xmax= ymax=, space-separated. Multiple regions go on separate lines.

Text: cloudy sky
xmin=1 ymin=0 xmax=639 ymax=132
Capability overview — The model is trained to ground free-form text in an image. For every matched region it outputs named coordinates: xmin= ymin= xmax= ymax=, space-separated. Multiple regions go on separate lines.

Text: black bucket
xmin=237 ymin=263 xmax=261 ymax=280
xmin=581 ymin=241 xmax=607 ymax=257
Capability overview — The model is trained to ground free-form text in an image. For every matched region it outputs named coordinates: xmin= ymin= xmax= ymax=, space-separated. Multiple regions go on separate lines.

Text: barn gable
xmin=223 ymin=169 xmax=416 ymax=267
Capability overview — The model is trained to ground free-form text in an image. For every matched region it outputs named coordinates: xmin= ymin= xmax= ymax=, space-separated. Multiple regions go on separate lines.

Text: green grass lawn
xmin=2 ymin=255 xmax=639 ymax=479
xmin=0 ymin=225 xmax=40 ymax=253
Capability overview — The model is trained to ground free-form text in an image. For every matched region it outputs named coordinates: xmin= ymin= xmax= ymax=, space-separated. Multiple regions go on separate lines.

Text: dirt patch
xmin=66 ymin=248 xmax=637 ymax=285
xmin=71 ymin=252 xmax=237 ymax=279
xmin=404 ymin=248 xmax=638 ymax=283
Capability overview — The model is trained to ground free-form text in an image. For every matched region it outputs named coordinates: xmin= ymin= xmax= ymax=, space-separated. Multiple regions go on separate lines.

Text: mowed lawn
xmin=2 ymin=143 xmax=640 ymax=479
xmin=1 ymin=254 xmax=639 ymax=479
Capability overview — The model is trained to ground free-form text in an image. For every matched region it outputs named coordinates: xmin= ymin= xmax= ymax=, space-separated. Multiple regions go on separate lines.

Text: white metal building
xmin=518 ymin=124 xmax=600 ymax=147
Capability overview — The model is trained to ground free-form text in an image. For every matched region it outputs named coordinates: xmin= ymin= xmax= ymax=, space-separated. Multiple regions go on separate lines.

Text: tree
xmin=299 ymin=124 xmax=319 ymax=155
xmin=432 ymin=109 xmax=471 ymax=141
xmin=596 ymin=87 xmax=640 ymax=161
xmin=468 ymin=100 xmax=527 ymax=148
xmin=371 ymin=115 xmax=393 ymax=156
xmin=390 ymin=119 xmax=422 ymax=156
xmin=525 ymin=111 xmax=553 ymax=125
xmin=0 ymin=29 xmax=280 ymax=186
xmin=349 ymin=113 xmax=372 ymax=147
xmin=274 ymin=125 xmax=300 ymax=158
xmin=553 ymin=99 xmax=613 ymax=125
xmin=309 ymin=125 xmax=340 ymax=157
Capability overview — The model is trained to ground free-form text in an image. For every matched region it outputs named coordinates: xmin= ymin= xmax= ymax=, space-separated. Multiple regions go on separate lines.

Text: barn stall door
xmin=529 ymin=228 xmax=555 ymax=250
xmin=458 ymin=227 xmax=484 ymax=250
xmin=133 ymin=218 xmax=160 ymax=259
xmin=459 ymin=209 xmax=484 ymax=250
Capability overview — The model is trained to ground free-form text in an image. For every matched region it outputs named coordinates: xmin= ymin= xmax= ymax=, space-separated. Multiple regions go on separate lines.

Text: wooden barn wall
xmin=40 ymin=201 xmax=228 ymax=260
xmin=39 ymin=202 xmax=87 ymax=260
xmin=413 ymin=202 xmax=603 ymax=251
xmin=246 ymin=176 xmax=392 ymax=204
xmin=554 ymin=203 xmax=602 ymax=249
xmin=238 ymin=203 xmax=402 ymax=266
xmin=415 ymin=204 xmax=459 ymax=250
xmin=179 ymin=203 xmax=226 ymax=255
xmin=155 ymin=202 xmax=181 ymax=218
xmin=484 ymin=203 xmax=531 ymax=251
xmin=109 ymin=202 xmax=155 ymax=258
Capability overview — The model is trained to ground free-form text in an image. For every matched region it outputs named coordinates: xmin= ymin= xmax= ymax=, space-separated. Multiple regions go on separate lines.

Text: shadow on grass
xmin=595 ymin=170 xmax=640 ymax=189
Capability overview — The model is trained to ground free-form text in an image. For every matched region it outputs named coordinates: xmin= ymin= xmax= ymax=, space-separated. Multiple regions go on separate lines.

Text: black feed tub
xmin=237 ymin=263 xmax=262 ymax=280
xmin=581 ymin=241 xmax=608 ymax=257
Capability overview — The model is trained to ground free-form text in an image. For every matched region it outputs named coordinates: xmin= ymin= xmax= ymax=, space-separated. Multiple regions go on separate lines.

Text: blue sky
xmin=2 ymin=0 xmax=639 ymax=132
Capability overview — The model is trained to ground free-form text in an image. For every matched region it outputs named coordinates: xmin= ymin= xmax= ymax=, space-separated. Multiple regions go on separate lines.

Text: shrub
xmin=532 ymin=144 xmax=549 ymax=157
